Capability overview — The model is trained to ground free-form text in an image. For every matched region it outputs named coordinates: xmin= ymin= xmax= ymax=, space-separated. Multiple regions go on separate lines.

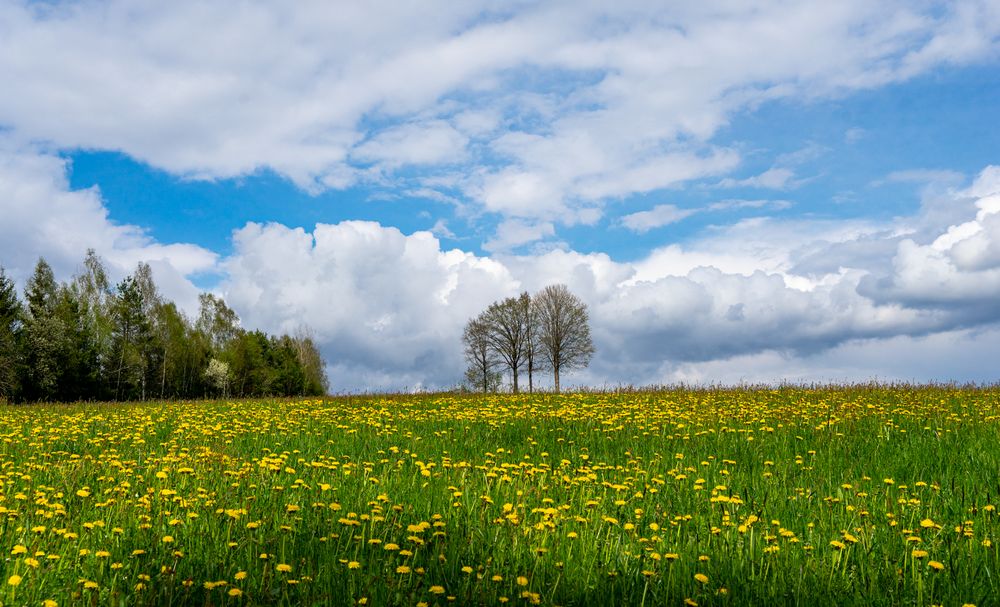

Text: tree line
xmin=463 ymin=284 xmax=594 ymax=393
xmin=0 ymin=251 xmax=328 ymax=403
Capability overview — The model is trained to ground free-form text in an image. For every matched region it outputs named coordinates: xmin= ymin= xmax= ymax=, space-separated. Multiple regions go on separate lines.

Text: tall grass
xmin=1 ymin=386 xmax=998 ymax=605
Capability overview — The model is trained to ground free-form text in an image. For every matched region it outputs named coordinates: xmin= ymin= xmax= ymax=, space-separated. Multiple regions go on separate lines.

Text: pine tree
xmin=0 ymin=267 xmax=23 ymax=401
xmin=21 ymin=259 xmax=68 ymax=401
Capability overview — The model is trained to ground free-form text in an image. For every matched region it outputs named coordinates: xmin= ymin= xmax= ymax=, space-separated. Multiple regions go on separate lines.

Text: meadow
xmin=1 ymin=386 xmax=999 ymax=606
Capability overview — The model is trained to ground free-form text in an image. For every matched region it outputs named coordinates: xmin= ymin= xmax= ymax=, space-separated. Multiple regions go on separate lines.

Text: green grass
xmin=1 ymin=386 xmax=999 ymax=606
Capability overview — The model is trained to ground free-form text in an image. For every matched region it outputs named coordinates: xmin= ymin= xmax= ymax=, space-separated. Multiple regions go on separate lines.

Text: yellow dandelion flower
xmin=429 ymin=586 xmax=445 ymax=595
xmin=235 ymin=571 xmax=248 ymax=580
xmin=8 ymin=575 xmax=22 ymax=587
xmin=928 ymin=561 xmax=945 ymax=571
xmin=276 ymin=564 xmax=292 ymax=573
xmin=694 ymin=573 xmax=709 ymax=584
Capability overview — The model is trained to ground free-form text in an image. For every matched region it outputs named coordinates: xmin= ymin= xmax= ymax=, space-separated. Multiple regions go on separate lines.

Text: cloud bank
xmin=3 ymin=141 xmax=1000 ymax=390
xmin=218 ymin=167 xmax=1000 ymax=390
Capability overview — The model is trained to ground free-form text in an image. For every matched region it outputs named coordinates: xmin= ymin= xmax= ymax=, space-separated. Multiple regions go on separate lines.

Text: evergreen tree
xmin=53 ymin=284 xmax=101 ymax=400
xmin=272 ymin=335 xmax=308 ymax=396
xmin=0 ymin=267 xmax=22 ymax=401
xmin=21 ymin=259 xmax=68 ymax=401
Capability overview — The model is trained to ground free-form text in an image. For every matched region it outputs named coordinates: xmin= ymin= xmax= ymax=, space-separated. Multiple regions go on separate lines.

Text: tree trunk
xmin=115 ymin=347 xmax=125 ymax=401
xmin=160 ymin=347 xmax=167 ymax=399
xmin=554 ymin=366 xmax=560 ymax=394
xmin=528 ymin=357 xmax=533 ymax=393
xmin=512 ymin=368 xmax=519 ymax=394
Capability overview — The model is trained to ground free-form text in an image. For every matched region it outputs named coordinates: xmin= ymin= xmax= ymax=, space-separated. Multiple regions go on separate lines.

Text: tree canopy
xmin=0 ymin=252 xmax=328 ymax=403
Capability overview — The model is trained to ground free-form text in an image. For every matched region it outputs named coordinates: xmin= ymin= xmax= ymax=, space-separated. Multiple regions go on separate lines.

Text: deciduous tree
xmin=534 ymin=284 xmax=594 ymax=393
xmin=481 ymin=294 xmax=532 ymax=393
xmin=462 ymin=314 xmax=501 ymax=393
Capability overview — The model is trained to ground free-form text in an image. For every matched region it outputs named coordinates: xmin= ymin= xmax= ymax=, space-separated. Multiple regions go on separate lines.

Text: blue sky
xmin=66 ymin=64 xmax=1000 ymax=262
xmin=2 ymin=1 xmax=1000 ymax=390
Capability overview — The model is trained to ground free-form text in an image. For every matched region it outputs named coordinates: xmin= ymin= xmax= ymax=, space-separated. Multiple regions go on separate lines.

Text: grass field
xmin=1 ymin=386 xmax=999 ymax=606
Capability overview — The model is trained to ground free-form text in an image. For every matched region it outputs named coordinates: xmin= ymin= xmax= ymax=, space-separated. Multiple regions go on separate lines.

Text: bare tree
xmin=535 ymin=284 xmax=594 ymax=393
xmin=462 ymin=314 xmax=501 ymax=393
xmin=481 ymin=295 xmax=532 ymax=393
xmin=522 ymin=292 xmax=544 ymax=393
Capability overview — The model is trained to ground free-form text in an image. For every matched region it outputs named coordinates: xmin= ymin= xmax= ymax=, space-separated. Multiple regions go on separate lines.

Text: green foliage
xmin=0 ymin=253 xmax=329 ymax=402
xmin=0 ymin=266 xmax=22 ymax=399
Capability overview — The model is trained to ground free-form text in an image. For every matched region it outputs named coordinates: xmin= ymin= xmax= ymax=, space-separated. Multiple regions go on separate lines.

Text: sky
xmin=2 ymin=0 xmax=1000 ymax=391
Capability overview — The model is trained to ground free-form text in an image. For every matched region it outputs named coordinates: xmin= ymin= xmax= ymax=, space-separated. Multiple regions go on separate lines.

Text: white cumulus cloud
xmin=208 ymin=165 xmax=1000 ymax=390
xmin=0 ymin=141 xmax=216 ymax=312
xmin=0 ymin=0 xmax=998 ymax=246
